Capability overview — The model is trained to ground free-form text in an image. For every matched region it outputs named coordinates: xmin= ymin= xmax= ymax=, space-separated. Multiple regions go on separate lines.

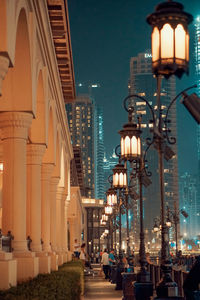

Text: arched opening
xmin=29 ymin=70 xmax=46 ymax=144
xmin=0 ymin=8 xmax=32 ymax=111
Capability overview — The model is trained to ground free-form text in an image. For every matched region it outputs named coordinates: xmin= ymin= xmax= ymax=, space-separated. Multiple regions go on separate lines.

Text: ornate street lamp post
xmin=166 ymin=203 xmax=188 ymax=257
xmin=112 ymin=162 xmax=127 ymax=252
xmin=146 ymin=1 xmax=194 ymax=298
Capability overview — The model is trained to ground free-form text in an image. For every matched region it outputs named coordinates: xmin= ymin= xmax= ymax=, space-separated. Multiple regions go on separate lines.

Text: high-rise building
xmin=75 ymin=82 xmax=105 ymax=200
xmin=66 ymin=95 xmax=95 ymax=198
xmin=194 ymin=16 xmax=200 ymax=235
xmin=103 ymin=150 xmax=119 ymax=195
xmin=129 ymin=51 xmax=179 ymax=243
xmin=179 ymin=172 xmax=199 ymax=239
xmin=94 ymin=105 xmax=105 ymax=199
xmin=194 ymin=16 xmax=200 ymax=98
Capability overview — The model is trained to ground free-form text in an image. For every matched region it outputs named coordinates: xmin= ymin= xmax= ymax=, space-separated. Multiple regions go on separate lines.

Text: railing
xmin=147 ymin=256 xmax=199 ymax=298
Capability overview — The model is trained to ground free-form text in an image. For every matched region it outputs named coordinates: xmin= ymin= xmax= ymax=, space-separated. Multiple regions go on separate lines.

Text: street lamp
xmin=117 ymin=97 xmax=154 ymax=300
xmin=166 ymin=204 xmax=188 ymax=257
xmin=106 ymin=187 xmax=117 ymax=206
xmin=112 ymin=161 xmax=127 ymax=252
xmin=145 ymin=1 xmax=194 ymax=298
xmin=146 ymin=0 xmax=193 ymax=79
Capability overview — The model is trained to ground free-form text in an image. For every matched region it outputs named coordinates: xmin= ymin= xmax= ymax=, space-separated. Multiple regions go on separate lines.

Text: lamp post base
xmin=133 ymin=281 xmax=153 ymax=300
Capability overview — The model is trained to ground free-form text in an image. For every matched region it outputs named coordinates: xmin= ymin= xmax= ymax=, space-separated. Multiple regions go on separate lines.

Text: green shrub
xmin=0 ymin=260 xmax=84 ymax=300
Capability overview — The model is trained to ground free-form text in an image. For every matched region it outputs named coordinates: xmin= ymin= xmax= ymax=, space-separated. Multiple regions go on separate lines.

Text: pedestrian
xmin=101 ymin=248 xmax=110 ymax=279
xmin=108 ymin=249 xmax=116 ymax=279
xmin=80 ymin=243 xmax=86 ymax=266
xmin=95 ymin=252 xmax=99 ymax=263
xmin=73 ymin=239 xmax=80 ymax=259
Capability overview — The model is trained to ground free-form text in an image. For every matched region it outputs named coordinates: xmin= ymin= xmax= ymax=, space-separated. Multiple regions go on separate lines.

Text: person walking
xmin=73 ymin=239 xmax=80 ymax=259
xmin=108 ymin=249 xmax=116 ymax=280
xmin=80 ymin=243 xmax=86 ymax=266
xmin=101 ymin=248 xmax=110 ymax=279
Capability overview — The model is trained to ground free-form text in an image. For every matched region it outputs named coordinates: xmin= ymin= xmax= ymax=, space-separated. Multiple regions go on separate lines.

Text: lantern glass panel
xmin=152 ymin=27 xmax=159 ymax=62
xmin=137 ymin=138 xmax=141 ymax=155
xmin=131 ymin=136 xmax=138 ymax=155
xmin=113 ymin=194 xmax=117 ymax=205
xmin=123 ymin=173 xmax=127 ymax=187
xmin=113 ymin=173 xmax=118 ymax=187
xmin=121 ymin=137 xmax=124 ymax=155
xmin=125 ymin=136 xmax=130 ymax=155
xmin=161 ymin=24 xmax=174 ymax=59
xmin=119 ymin=172 xmax=124 ymax=187
xmin=175 ymin=24 xmax=186 ymax=60
xmin=107 ymin=195 xmax=112 ymax=206
xmin=186 ymin=32 xmax=189 ymax=61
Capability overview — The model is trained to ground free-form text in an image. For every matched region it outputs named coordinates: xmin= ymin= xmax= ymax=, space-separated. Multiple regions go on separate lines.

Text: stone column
xmin=0 ymin=112 xmax=32 ymax=251
xmin=27 ymin=144 xmax=46 ymax=252
xmin=65 ymin=198 xmax=71 ymax=261
xmin=41 ymin=163 xmax=54 ymax=253
xmin=0 ymin=55 xmax=9 ymax=96
xmin=56 ymin=187 xmax=64 ymax=252
xmin=56 ymin=187 xmax=64 ymax=265
xmin=50 ymin=177 xmax=59 ymax=252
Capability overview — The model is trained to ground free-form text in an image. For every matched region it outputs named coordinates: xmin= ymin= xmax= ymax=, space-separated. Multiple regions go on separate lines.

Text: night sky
xmin=68 ymin=0 xmax=200 ymax=176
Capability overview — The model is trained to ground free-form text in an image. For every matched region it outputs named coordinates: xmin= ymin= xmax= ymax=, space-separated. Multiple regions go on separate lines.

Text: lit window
xmin=136 ymin=101 xmax=146 ymax=106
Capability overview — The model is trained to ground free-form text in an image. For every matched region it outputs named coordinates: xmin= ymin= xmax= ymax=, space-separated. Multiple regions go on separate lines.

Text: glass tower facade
xmin=66 ymin=95 xmax=95 ymax=198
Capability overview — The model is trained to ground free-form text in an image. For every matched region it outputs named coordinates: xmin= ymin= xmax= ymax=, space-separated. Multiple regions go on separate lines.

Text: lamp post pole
xmin=137 ymin=155 xmax=149 ymax=282
xmin=125 ymin=190 xmax=130 ymax=257
xmin=119 ymin=193 xmax=122 ymax=253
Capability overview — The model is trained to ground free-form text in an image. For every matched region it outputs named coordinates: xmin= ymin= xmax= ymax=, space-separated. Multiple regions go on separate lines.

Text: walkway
xmin=83 ymin=264 xmax=122 ymax=300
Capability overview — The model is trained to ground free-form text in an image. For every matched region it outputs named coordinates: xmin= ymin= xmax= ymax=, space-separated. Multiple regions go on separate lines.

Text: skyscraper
xmin=76 ymin=82 xmax=105 ymax=200
xmin=179 ymin=172 xmax=199 ymax=239
xmin=194 ymin=16 xmax=200 ymax=98
xmin=94 ymin=105 xmax=105 ymax=199
xmin=194 ymin=16 xmax=200 ymax=235
xmin=129 ymin=51 xmax=179 ymax=243
xmin=66 ymin=95 xmax=95 ymax=198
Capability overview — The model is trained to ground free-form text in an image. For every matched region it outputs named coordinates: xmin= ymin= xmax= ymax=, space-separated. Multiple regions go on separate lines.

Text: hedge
xmin=0 ymin=260 xmax=84 ymax=300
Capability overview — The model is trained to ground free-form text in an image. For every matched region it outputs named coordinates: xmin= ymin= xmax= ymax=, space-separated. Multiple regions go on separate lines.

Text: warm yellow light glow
xmin=121 ymin=137 xmax=124 ymax=155
xmin=119 ymin=172 xmax=124 ymax=187
xmin=161 ymin=24 xmax=174 ymax=59
xmin=123 ymin=173 xmax=127 ymax=187
xmin=0 ymin=163 xmax=3 ymax=171
xmin=186 ymin=32 xmax=189 ymax=61
xmin=175 ymin=24 xmax=186 ymax=59
xmin=131 ymin=136 xmax=137 ymax=155
xmin=137 ymin=138 xmax=141 ymax=155
xmin=125 ymin=136 xmax=130 ymax=155
xmin=152 ymin=27 xmax=159 ymax=62
xmin=113 ymin=173 xmax=118 ymax=187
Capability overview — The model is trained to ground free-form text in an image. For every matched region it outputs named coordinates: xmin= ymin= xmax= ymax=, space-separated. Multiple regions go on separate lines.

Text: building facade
xmin=66 ymin=95 xmax=95 ymax=198
xmin=179 ymin=172 xmax=198 ymax=239
xmin=129 ymin=52 xmax=179 ymax=244
xmin=0 ymin=0 xmax=84 ymax=289
xmin=94 ymin=105 xmax=105 ymax=199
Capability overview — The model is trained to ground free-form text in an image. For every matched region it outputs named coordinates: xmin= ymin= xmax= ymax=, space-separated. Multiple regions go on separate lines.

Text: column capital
xmin=41 ymin=163 xmax=54 ymax=181
xmin=27 ymin=144 xmax=46 ymax=165
xmin=0 ymin=55 xmax=9 ymax=96
xmin=0 ymin=112 xmax=33 ymax=139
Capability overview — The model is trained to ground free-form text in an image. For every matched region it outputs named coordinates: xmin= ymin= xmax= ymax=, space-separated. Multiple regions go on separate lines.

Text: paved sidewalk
xmin=83 ymin=275 xmax=123 ymax=300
